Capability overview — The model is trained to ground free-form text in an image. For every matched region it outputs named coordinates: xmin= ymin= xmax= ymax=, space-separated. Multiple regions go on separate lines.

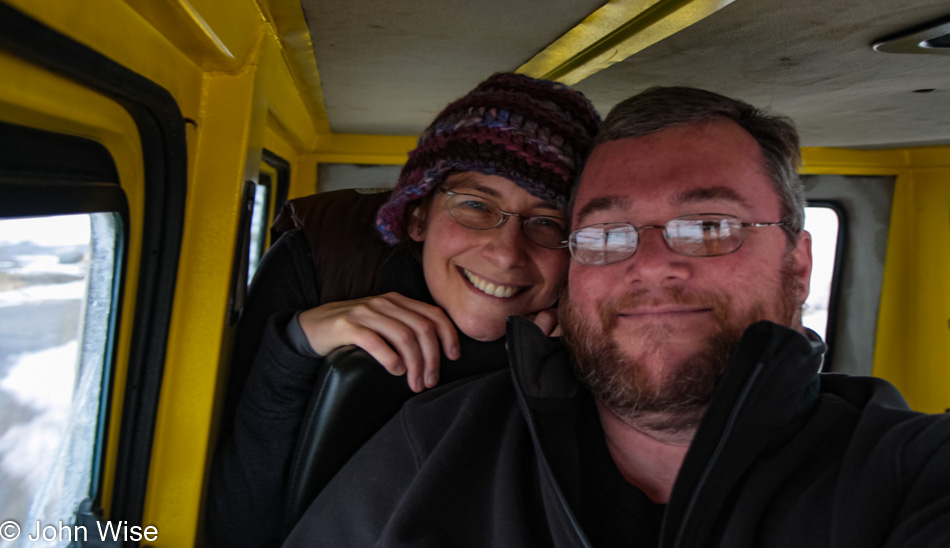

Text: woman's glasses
xmin=438 ymin=188 xmax=568 ymax=249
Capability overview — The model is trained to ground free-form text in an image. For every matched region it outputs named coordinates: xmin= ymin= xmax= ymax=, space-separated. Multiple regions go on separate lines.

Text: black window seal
xmin=262 ymin=148 xmax=291 ymax=220
xmin=228 ymin=180 xmax=257 ymax=325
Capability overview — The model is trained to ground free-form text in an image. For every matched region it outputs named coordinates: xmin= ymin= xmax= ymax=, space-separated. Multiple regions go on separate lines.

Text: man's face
xmin=561 ymin=119 xmax=812 ymax=431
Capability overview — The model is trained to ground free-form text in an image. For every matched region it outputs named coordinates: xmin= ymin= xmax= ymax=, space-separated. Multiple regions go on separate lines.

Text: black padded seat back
xmin=282 ymin=342 xmax=506 ymax=535
xmin=281 ymin=346 xmax=412 ymax=533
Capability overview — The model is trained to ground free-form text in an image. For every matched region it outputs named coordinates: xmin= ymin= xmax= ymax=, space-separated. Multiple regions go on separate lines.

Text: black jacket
xmin=285 ymin=317 xmax=950 ymax=547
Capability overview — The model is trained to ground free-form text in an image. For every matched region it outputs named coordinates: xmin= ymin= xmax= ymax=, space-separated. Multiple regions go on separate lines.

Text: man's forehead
xmin=573 ymin=122 xmax=773 ymax=220
xmin=572 ymin=185 xmax=755 ymax=222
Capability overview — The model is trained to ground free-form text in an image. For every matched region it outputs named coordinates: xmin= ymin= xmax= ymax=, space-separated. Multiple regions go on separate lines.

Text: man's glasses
xmin=568 ymin=213 xmax=790 ymax=266
xmin=438 ymin=188 xmax=568 ymax=249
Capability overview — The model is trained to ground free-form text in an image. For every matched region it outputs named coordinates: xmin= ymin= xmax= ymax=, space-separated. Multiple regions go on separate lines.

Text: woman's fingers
xmin=382 ymin=295 xmax=459 ymax=390
xmin=529 ymin=308 xmax=560 ymax=336
xmin=387 ymin=295 xmax=459 ymax=361
xmin=297 ymin=293 xmax=459 ymax=392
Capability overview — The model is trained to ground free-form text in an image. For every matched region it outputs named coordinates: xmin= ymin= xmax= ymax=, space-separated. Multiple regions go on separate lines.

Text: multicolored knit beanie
xmin=375 ymin=72 xmax=601 ymax=244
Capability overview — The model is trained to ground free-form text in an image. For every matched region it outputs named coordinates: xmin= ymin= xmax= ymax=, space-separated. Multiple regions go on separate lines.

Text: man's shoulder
xmin=820 ymin=372 xmax=921 ymax=414
xmin=819 ymin=372 xmax=950 ymax=451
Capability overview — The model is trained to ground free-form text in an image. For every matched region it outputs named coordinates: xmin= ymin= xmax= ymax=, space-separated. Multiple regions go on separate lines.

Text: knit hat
xmin=375 ymin=72 xmax=601 ymax=243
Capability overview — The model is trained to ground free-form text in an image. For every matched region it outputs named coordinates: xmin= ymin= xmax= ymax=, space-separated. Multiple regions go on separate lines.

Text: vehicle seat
xmin=281 ymin=339 xmax=505 ymax=535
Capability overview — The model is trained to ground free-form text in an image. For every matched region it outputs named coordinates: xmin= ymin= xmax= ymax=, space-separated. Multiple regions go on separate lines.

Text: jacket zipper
xmin=666 ymin=358 xmax=768 ymax=548
xmin=507 ymin=346 xmax=593 ymax=547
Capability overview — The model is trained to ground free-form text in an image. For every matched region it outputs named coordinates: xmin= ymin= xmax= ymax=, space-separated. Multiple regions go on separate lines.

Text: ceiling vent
xmin=873 ymin=14 xmax=950 ymax=54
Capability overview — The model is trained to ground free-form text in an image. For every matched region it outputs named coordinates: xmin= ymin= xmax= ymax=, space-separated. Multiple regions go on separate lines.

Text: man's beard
xmin=560 ymin=256 xmax=802 ymax=434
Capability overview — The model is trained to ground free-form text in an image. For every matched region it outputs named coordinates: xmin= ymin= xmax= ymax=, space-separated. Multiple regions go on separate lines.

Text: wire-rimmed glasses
xmin=568 ymin=213 xmax=790 ymax=266
xmin=438 ymin=187 xmax=568 ymax=249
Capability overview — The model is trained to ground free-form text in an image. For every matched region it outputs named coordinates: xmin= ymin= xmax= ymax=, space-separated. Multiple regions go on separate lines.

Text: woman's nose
xmin=482 ymin=217 xmax=529 ymax=269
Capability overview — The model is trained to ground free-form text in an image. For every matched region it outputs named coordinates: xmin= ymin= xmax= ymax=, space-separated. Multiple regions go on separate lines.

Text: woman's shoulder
xmin=271 ymin=189 xmax=399 ymax=302
xmin=272 ymin=188 xmax=393 ymax=241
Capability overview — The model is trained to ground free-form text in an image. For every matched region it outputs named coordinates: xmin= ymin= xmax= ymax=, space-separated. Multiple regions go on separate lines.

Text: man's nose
xmin=622 ymin=228 xmax=690 ymax=285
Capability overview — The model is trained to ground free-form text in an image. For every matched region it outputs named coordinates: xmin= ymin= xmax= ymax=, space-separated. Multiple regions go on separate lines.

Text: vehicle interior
xmin=0 ymin=0 xmax=947 ymax=545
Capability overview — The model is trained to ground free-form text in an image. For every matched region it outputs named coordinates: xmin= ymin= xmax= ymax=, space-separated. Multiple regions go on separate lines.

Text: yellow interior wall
xmin=803 ymin=146 xmax=950 ymax=414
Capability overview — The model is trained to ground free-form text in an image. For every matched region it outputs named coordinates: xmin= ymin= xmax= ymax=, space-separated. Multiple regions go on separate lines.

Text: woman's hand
xmin=527 ymin=308 xmax=561 ymax=337
xmin=297 ymin=293 xmax=459 ymax=392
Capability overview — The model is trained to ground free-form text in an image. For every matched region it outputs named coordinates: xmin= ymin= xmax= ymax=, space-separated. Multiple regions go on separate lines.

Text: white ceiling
xmin=302 ymin=0 xmax=950 ymax=148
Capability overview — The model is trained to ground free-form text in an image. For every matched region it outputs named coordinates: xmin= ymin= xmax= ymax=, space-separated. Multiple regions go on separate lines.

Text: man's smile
xmin=618 ymin=305 xmax=714 ymax=318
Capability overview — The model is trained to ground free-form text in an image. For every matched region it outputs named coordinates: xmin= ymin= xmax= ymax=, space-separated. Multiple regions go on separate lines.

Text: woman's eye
xmin=533 ymin=217 xmax=566 ymax=231
xmin=459 ymin=199 xmax=491 ymax=211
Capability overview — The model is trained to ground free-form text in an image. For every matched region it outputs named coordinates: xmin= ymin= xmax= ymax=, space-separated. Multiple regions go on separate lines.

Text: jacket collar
xmin=664 ymin=321 xmax=824 ymax=546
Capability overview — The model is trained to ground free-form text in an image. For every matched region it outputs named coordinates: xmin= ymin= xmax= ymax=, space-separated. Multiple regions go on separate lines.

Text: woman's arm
xmin=207 ymin=312 xmax=323 ymax=548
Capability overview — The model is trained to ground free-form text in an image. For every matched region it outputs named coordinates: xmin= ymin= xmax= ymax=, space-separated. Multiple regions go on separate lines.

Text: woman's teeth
xmin=464 ymin=269 xmax=519 ymax=298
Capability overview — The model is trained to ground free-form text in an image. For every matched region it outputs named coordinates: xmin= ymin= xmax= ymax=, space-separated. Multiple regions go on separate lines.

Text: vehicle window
xmin=317 ymin=163 xmax=400 ymax=192
xmin=0 ymin=212 xmax=119 ymax=546
xmin=247 ymin=176 xmax=271 ymax=283
xmin=802 ymin=205 xmax=841 ymax=341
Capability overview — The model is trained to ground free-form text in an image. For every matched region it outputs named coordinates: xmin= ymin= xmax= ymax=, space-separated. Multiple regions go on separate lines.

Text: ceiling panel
xmin=302 ymin=0 xmax=607 ymax=135
xmin=574 ymin=0 xmax=950 ymax=147
xmin=301 ymin=0 xmax=950 ymax=147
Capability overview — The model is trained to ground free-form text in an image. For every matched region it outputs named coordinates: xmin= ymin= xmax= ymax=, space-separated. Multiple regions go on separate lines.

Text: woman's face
xmin=410 ymin=172 xmax=570 ymax=341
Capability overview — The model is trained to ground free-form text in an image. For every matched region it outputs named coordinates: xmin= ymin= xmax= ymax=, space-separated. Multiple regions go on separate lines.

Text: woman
xmin=207 ymin=72 xmax=600 ymax=547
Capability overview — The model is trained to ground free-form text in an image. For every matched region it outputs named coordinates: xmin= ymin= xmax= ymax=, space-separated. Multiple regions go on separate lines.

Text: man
xmin=284 ymin=87 xmax=950 ymax=547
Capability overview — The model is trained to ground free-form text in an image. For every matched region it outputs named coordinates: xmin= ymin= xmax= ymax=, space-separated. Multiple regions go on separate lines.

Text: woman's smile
xmin=461 ymin=267 xmax=525 ymax=299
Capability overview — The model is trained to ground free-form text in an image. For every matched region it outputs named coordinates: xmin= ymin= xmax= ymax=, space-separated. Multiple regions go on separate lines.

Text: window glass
xmin=802 ymin=206 xmax=840 ymax=340
xmin=0 ymin=213 xmax=118 ymax=546
xmin=317 ymin=163 xmax=400 ymax=192
xmin=247 ymin=181 xmax=270 ymax=283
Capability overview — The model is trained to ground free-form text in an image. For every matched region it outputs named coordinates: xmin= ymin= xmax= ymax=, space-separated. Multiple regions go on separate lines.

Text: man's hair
xmin=591 ymin=87 xmax=805 ymax=236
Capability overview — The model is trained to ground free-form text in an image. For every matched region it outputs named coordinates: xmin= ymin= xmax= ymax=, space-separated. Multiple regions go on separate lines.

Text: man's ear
xmin=408 ymin=206 xmax=426 ymax=242
xmin=792 ymin=230 xmax=813 ymax=304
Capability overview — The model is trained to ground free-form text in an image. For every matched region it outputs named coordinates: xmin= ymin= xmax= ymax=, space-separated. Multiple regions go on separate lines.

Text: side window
xmin=0 ymin=212 xmax=121 ymax=537
xmin=802 ymin=175 xmax=893 ymax=375
xmin=1 ymin=118 xmax=128 ymax=547
xmin=802 ymin=205 xmax=842 ymax=341
xmin=317 ymin=163 xmax=400 ymax=192
xmin=247 ymin=174 xmax=272 ymax=283
xmin=246 ymin=150 xmax=290 ymax=286
xmin=227 ymin=150 xmax=291 ymax=323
